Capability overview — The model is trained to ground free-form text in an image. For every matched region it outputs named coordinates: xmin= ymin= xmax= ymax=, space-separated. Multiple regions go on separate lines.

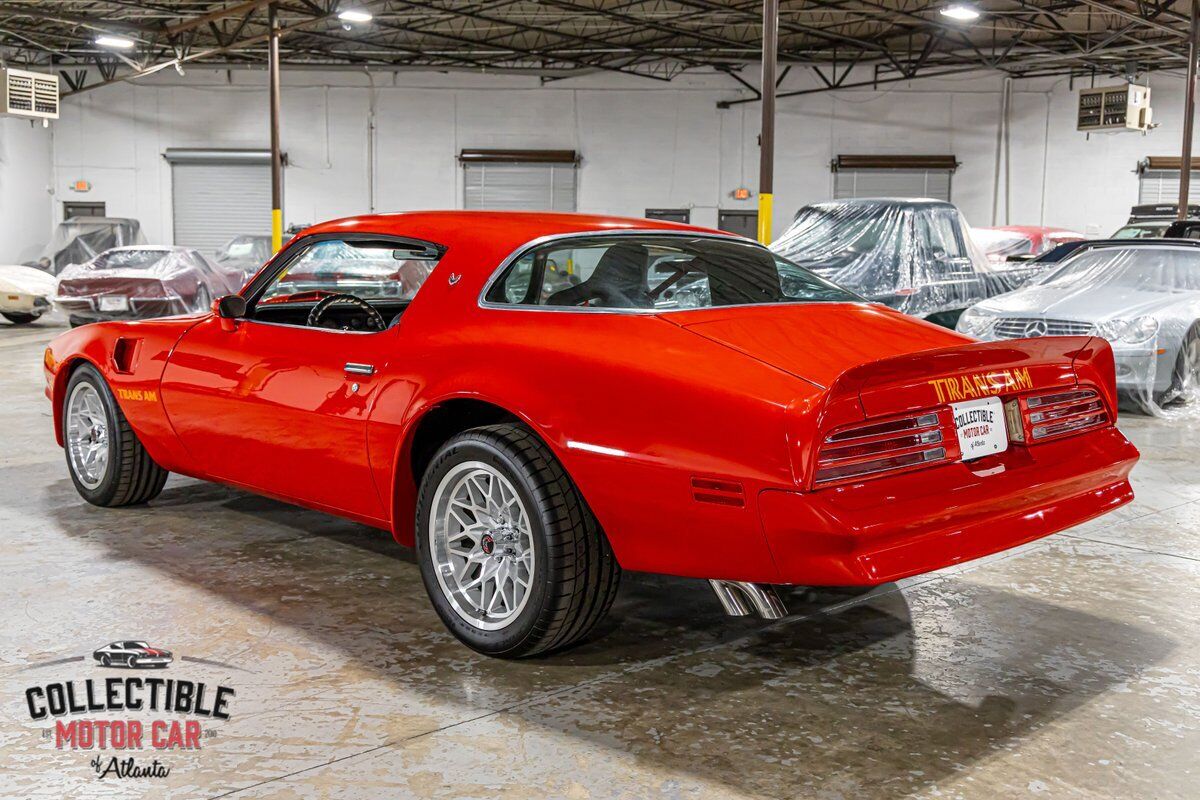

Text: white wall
xmin=0 ymin=116 xmax=53 ymax=263
xmin=13 ymin=64 xmax=1196 ymax=263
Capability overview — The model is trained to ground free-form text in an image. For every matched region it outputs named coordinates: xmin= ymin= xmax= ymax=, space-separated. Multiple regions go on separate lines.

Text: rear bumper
xmin=759 ymin=426 xmax=1138 ymax=585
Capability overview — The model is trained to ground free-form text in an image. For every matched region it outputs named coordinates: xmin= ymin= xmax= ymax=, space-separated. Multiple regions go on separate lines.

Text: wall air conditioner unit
xmin=1 ymin=68 xmax=59 ymax=120
xmin=1077 ymin=83 xmax=1152 ymax=133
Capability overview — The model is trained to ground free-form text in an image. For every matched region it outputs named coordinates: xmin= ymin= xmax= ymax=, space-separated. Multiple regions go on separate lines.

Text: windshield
xmin=486 ymin=234 xmax=858 ymax=310
xmin=1036 ymin=246 xmax=1200 ymax=292
xmin=1111 ymin=223 xmax=1169 ymax=239
xmin=89 ymin=249 xmax=170 ymax=271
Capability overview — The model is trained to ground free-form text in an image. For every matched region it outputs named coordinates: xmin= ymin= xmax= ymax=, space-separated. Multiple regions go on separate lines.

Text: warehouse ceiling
xmin=1 ymin=0 xmax=1192 ymax=95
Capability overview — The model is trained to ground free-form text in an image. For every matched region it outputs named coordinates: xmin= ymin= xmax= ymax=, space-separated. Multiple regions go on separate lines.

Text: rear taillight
xmin=1005 ymin=388 xmax=1107 ymax=443
xmin=814 ymin=411 xmax=957 ymax=487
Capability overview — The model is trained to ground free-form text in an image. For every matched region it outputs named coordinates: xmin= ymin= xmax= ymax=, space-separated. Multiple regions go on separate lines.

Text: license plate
xmin=98 ymin=296 xmax=128 ymax=312
xmin=950 ymin=396 xmax=1008 ymax=461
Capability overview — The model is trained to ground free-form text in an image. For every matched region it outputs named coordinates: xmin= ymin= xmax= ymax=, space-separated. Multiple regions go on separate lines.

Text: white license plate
xmin=950 ymin=396 xmax=1008 ymax=461
xmin=98 ymin=296 xmax=128 ymax=312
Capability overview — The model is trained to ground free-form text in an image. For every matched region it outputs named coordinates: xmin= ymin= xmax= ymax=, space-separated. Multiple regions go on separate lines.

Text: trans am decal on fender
xmin=42 ymin=210 xmax=1139 ymax=658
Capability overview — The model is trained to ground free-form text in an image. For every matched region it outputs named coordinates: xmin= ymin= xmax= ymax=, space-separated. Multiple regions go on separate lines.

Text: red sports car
xmin=42 ymin=212 xmax=1138 ymax=657
xmin=972 ymin=225 xmax=1087 ymax=265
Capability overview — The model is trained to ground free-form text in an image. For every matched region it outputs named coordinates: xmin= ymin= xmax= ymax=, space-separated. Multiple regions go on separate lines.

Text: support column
xmin=757 ymin=0 xmax=778 ymax=244
xmin=1181 ymin=0 xmax=1199 ymax=220
xmin=268 ymin=3 xmax=284 ymax=250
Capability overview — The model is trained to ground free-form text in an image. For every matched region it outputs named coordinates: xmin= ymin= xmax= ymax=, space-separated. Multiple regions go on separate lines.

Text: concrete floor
xmin=1 ymin=318 xmax=1198 ymax=800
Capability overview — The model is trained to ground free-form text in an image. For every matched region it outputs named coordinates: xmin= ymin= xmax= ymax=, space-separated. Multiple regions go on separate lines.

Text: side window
xmin=259 ymin=239 xmax=441 ymax=304
xmin=926 ymin=211 xmax=966 ymax=259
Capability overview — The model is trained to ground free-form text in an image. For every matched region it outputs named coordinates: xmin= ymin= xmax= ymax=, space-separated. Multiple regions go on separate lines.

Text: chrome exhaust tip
xmin=708 ymin=580 xmax=787 ymax=620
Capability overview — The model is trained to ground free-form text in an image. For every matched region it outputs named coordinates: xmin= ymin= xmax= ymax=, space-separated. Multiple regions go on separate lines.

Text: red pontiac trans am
xmin=43 ymin=212 xmax=1138 ymax=657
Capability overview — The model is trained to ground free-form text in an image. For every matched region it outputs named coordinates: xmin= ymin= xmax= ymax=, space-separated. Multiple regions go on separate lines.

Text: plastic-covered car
xmin=34 ymin=217 xmax=146 ymax=276
xmin=771 ymin=198 xmax=1021 ymax=325
xmin=44 ymin=211 xmax=1138 ymax=658
xmin=957 ymin=240 xmax=1200 ymax=414
xmin=0 ymin=265 xmax=57 ymax=324
xmin=54 ymin=246 xmax=247 ymax=327
xmin=972 ymin=226 xmax=1086 ymax=265
xmin=214 ymin=234 xmax=274 ymax=282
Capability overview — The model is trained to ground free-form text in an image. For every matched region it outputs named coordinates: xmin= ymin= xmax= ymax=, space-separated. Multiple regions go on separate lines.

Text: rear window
xmin=485 ymin=234 xmax=857 ymax=311
xmin=91 ymin=250 xmax=169 ymax=270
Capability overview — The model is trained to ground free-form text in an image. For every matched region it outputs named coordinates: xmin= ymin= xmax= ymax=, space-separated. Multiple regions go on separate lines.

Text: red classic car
xmin=971 ymin=225 xmax=1087 ymax=264
xmin=42 ymin=212 xmax=1139 ymax=657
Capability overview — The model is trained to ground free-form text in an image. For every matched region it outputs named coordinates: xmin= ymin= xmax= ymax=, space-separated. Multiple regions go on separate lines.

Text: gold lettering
xmin=929 ymin=379 xmax=946 ymax=404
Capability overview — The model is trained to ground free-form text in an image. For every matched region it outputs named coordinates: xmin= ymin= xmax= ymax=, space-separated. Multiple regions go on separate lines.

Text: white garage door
xmin=463 ymin=163 xmax=577 ymax=211
xmin=168 ymin=151 xmax=273 ymax=254
xmin=834 ymin=168 xmax=952 ymax=201
xmin=1138 ymin=168 xmax=1200 ymax=205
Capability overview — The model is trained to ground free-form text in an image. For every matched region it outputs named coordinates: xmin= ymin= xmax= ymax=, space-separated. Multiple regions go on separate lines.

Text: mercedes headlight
xmin=1095 ymin=315 xmax=1159 ymax=344
xmin=956 ymin=306 xmax=995 ymax=337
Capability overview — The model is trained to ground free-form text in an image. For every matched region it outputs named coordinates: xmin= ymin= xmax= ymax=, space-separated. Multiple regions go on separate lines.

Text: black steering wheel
xmin=306 ymin=293 xmax=386 ymax=331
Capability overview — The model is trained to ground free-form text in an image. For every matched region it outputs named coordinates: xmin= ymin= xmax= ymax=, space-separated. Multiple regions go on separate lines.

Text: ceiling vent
xmin=1 ymin=68 xmax=59 ymax=120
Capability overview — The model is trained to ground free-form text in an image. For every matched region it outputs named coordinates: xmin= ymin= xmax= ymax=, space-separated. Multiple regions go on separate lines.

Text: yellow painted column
xmin=272 ymin=208 xmax=283 ymax=252
xmin=757 ymin=192 xmax=773 ymax=244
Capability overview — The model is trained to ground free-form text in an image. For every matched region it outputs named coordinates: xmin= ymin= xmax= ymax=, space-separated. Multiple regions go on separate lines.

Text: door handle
xmin=344 ymin=362 xmax=375 ymax=376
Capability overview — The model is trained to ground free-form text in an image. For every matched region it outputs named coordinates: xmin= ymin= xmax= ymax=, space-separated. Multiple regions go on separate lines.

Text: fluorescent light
xmin=337 ymin=8 xmax=373 ymax=23
xmin=95 ymin=35 xmax=135 ymax=49
xmin=940 ymin=3 xmax=981 ymax=20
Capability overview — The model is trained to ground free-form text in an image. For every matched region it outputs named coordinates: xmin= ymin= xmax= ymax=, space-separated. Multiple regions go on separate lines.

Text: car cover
xmin=37 ymin=218 xmax=146 ymax=275
xmin=54 ymin=247 xmax=221 ymax=317
xmin=771 ymin=199 xmax=1029 ymax=319
xmin=957 ymin=244 xmax=1200 ymax=417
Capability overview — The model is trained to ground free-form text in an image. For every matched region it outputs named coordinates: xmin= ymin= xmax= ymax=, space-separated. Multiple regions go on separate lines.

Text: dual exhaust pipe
xmin=708 ymin=580 xmax=787 ymax=619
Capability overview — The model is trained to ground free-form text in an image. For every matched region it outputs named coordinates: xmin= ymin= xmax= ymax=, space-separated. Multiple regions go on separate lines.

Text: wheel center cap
xmin=480 ymin=534 xmax=495 ymax=555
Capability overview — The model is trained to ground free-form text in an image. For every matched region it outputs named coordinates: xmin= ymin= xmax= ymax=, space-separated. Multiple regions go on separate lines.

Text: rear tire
xmin=415 ymin=424 xmax=620 ymax=658
xmin=63 ymin=363 xmax=168 ymax=507
xmin=1 ymin=311 xmax=38 ymax=324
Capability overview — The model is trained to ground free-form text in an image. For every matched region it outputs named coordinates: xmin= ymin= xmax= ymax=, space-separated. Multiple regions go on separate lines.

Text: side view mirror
xmin=215 ymin=295 xmax=247 ymax=331
xmin=216 ymin=295 xmax=247 ymax=318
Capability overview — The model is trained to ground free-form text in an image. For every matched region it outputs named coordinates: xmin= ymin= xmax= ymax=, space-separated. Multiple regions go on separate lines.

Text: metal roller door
xmin=166 ymin=149 xmax=274 ymax=253
xmin=1138 ymin=169 xmax=1200 ymax=205
xmin=834 ymin=169 xmax=952 ymax=201
xmin=831 ymin=154 xmax=957 ymax=202
xmin=463 ymin=162 xmax=577 ymax=212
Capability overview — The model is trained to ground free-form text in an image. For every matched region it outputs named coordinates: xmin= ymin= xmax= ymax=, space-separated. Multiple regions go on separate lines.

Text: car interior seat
xmin=544 ymin=243 xmax=651 ymax=308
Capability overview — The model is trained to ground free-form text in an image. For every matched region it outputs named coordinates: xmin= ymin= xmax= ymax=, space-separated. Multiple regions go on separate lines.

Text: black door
xmin=718 ymin=210 xmax=758 ymax=239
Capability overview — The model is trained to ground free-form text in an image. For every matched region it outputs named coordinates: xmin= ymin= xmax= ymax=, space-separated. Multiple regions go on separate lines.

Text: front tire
xmin=1162 ymin=326 xmax=1200 ymax=406
xmin=415 ymin=424 xmax=620 ymax=658
xmin=63 ymin=364 xmax=169 ymax=507
xmin=1 ymin=311 xmax=38 ymax=324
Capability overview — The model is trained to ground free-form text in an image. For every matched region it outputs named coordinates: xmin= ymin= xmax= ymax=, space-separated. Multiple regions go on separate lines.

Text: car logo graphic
xmin=93 ymin=640 xmax=173 ymax=669
xmin=1023 ymin=319 xmax=1049 ymax=337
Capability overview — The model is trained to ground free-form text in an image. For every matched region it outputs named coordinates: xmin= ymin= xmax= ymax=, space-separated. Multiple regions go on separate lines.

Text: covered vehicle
xmin=972 ymin=226 xmax=1086 ymax=265
xmin=213 ymin=234 xmax=275 ymax=287
xmin=54 ymin=246 xmax=246 ymax=327
xmin=35 ymin=217 xmax=145 ymax=275
xmin=957 ymin=240 xmax=1200 ymax=414
xmin=771 ymin=198 xmax=1019 ymax=325
xmin=44 ymin=211 xmax=1137 ymax=658
xmin=0 ymin=265 xmax=57 ymax=324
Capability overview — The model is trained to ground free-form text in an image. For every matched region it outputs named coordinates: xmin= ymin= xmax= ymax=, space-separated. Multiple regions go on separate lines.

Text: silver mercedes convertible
xmin=956 ymin=240 xmax=1200 ymax=411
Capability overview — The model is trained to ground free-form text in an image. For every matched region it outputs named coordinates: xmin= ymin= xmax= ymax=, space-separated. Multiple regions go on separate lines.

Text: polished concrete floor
xmin=2 ymin=317 xmax=1198 ymax=799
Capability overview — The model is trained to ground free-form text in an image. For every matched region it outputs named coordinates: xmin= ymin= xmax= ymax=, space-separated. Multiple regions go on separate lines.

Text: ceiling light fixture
xmin=95 ymin=35 xmax=136 ymax=49
xmin=337 ymin=8 xmax=373 ymax=23
xmin=940 ymin=3 xmax=981 ymax=21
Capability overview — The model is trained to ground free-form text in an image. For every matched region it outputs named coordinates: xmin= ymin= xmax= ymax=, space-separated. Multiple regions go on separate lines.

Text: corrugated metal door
xmin=463 ymin=163 xmax=577 ymax=211
xmin=171 ymin=163 xmax=272 ymax=253
xmin=834 ymin=169 xmax=952 ymax=201
xmin=1138 ymin=169 xmax=1200 ymax=204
